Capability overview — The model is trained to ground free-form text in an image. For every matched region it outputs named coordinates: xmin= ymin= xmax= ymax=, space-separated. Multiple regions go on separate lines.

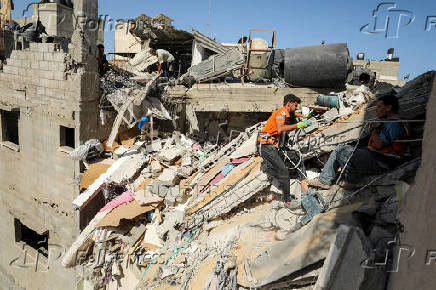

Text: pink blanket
xmin=99 ymin=191 xmax=134 ymax=213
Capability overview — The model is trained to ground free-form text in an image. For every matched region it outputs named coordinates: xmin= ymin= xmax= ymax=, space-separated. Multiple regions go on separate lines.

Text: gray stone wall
xmin=0 ymin=1 xmax=109 ymax=287
xmin=0 ymin=42 xmax=79 ymax=290
xmin=388 ymin=76 xmax=436 ymax=289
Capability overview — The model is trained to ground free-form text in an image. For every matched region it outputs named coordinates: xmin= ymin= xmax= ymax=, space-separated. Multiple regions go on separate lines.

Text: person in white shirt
xmin=150 ymin=48 xmax=175 ymax=77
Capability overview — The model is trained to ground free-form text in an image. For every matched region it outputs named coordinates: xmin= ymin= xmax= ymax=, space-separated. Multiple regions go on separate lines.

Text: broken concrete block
xmin=163 ymin=136 xmax=176 ymax=149
xmin=158 ymin=146 xmax=185 ymax=163
xmin=150 ymin=181 xmax=170 ymax=198
xmin=181 ymin=166 xmax=195 ymax=177
xmin=236 ymin=202 xmax=359 ymax=288
xmin=113 ymin=146 xmax=129 ymax=158
xmin=160 ymin=265 xmax=179 ymax=279
xmin=143 ymin=223 xmax=164 ymax=249
xmin=110 ymin=153 xmax=148 ymax=184
xmin=73 ymin=154 xmax=146 ymax=210
xmin=126 ymin=224 xmax=147 ymax=246
xmin=151 ymin=160 xmax=163 ymax=176
xmin=322 ymin=107 xmax=339 ymax=123
xmin=315 ymin=226 xmax=366 ymax=290
xmin=181 ymin=155 xmax=192 ymax=167
xmin=156 ymin=210 xmax=185 ymax=240
xmin=229 ymin=132 xmax=257 ymax=159
xmin=158 ymin=168 xmax=179 ymax=186
xmin=146 ymin=140 xmax=163 ymax=153
xmin=180 ymin=134 xmax=194 ymax=147
xmin=303 ymin=117 xmax=319 ymax=134
xmin=165 ymin=185 xmax=181 ymax=206
xmin=141 ymin=167 xmax=153 ymax=179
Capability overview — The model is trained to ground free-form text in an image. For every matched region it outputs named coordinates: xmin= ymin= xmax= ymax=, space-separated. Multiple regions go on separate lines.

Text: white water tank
xmin=248 ymin=38 xmax=269 ymax=81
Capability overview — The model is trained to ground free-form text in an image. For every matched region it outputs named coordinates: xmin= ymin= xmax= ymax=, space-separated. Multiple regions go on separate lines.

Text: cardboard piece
xmin=135 ymin=178 xmax=153 ymax=191
xmin=103 ymin=140 xmax=120 ymax=152
xmin=133 ymin=187 xmax=163 ymax=206
xmin=119 ymin=127 xmax=140 ymax=146
xmin=97 ymin=201 xmax=158 ymax=227
xmin=80 ymin=163 xmax=111 ymax=190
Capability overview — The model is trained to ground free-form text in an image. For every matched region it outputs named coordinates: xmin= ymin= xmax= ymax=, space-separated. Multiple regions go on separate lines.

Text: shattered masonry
xmin=0 ymin=1 xmax=435 ymax=290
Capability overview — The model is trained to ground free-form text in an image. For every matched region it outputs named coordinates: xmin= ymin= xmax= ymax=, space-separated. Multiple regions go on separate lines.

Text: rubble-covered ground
xmin=62 ymin=61 xmax=434 ymax=289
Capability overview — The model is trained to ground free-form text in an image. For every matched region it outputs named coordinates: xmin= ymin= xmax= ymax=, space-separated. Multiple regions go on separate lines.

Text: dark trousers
xmin=318 ymin=145 xmax=387 ymax=185
xmin=259 ymin=144 xmax=306 ymax=202
xmin=161 ymin=61 xmax=173 ymax=78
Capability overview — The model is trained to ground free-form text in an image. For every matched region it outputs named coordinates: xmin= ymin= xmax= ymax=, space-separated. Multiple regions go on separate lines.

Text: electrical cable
xmin=327 ymin=158 xmax=421 ymax=210
xmin=333 ymin=122 xmax=369 ymax=185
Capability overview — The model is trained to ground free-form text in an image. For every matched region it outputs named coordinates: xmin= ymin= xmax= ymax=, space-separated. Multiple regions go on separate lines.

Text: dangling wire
xmin=334 ymin=122 xmax=369 ymax=185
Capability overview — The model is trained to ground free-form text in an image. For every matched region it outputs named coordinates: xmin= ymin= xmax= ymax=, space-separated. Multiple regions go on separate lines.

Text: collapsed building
xmin=60 ymin=69 xmax=433 ymax=289
xmin=0 ymin=1 xmax=435 ymax=290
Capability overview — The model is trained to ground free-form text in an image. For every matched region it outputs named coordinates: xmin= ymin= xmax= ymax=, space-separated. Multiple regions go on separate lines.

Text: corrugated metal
xmin=192 ymin=29 xmax=229 ymax=54
xmin=185 ymin=47 xmax=245 ymax=81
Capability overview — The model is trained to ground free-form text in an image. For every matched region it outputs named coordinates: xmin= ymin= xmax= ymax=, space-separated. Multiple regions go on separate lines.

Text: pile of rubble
xmin=62 ymin=68 xmax=434 ymax=288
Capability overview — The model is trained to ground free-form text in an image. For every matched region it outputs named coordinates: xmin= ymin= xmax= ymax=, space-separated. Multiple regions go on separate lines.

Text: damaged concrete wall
xmin=33 ymin=2 xmax=74 ymax=38
xmin=387 ymin=73 xmax=436 ymax=289
xmin=0 ymin=42 xmax=79 ymax=290
xmin=0 ymin=0 xmax=110 ymax=289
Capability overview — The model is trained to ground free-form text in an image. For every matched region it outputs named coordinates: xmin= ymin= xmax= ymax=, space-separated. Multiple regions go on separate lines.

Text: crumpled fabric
xmin=211 ymin=173 xmax=225 ymax=186
xmin=70 ymin=139 xmax=104 ymax=161
xmin=99 ymin=191 xmax=134 ymax=213
xmin=211 ymin=157 xmax=251 ymax=186
xmin=231 ymin=157 xmax=250 ymax=164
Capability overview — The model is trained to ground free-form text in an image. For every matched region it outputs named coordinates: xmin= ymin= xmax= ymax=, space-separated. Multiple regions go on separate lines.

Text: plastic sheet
xmin=70 ymin=139 xmax=104 ymax=161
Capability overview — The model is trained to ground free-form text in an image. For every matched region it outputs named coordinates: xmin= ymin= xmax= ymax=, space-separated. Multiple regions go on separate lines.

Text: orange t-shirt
xmin=258 ymin=106 xmax=290 ymax=145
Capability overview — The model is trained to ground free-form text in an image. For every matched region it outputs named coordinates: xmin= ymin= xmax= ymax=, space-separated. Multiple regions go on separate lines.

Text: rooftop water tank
xmin=284 ymin=43 xmax=353 ymax=88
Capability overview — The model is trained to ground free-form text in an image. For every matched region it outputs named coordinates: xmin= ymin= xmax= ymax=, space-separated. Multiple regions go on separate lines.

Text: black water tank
xmin=284 ymin=43 xmax=353 ymax=88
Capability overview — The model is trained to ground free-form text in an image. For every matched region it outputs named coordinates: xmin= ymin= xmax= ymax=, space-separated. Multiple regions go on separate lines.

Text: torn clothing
xmin=318 ymin=145 xmax=387 ymax=185
xmin=260 ymin=144 xmax=306 ymax=202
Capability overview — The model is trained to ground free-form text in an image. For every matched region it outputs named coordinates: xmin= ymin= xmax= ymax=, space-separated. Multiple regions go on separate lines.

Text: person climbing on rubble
xmin=97 ymin=44 xmax=109 ymax=76
xmin=150 ymin=48 xmax=175 ymax=78
xmin=258 ymin=94 xmax=313 ymax=208
xmin=307 ymin=93 xmax=409 ymax=190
